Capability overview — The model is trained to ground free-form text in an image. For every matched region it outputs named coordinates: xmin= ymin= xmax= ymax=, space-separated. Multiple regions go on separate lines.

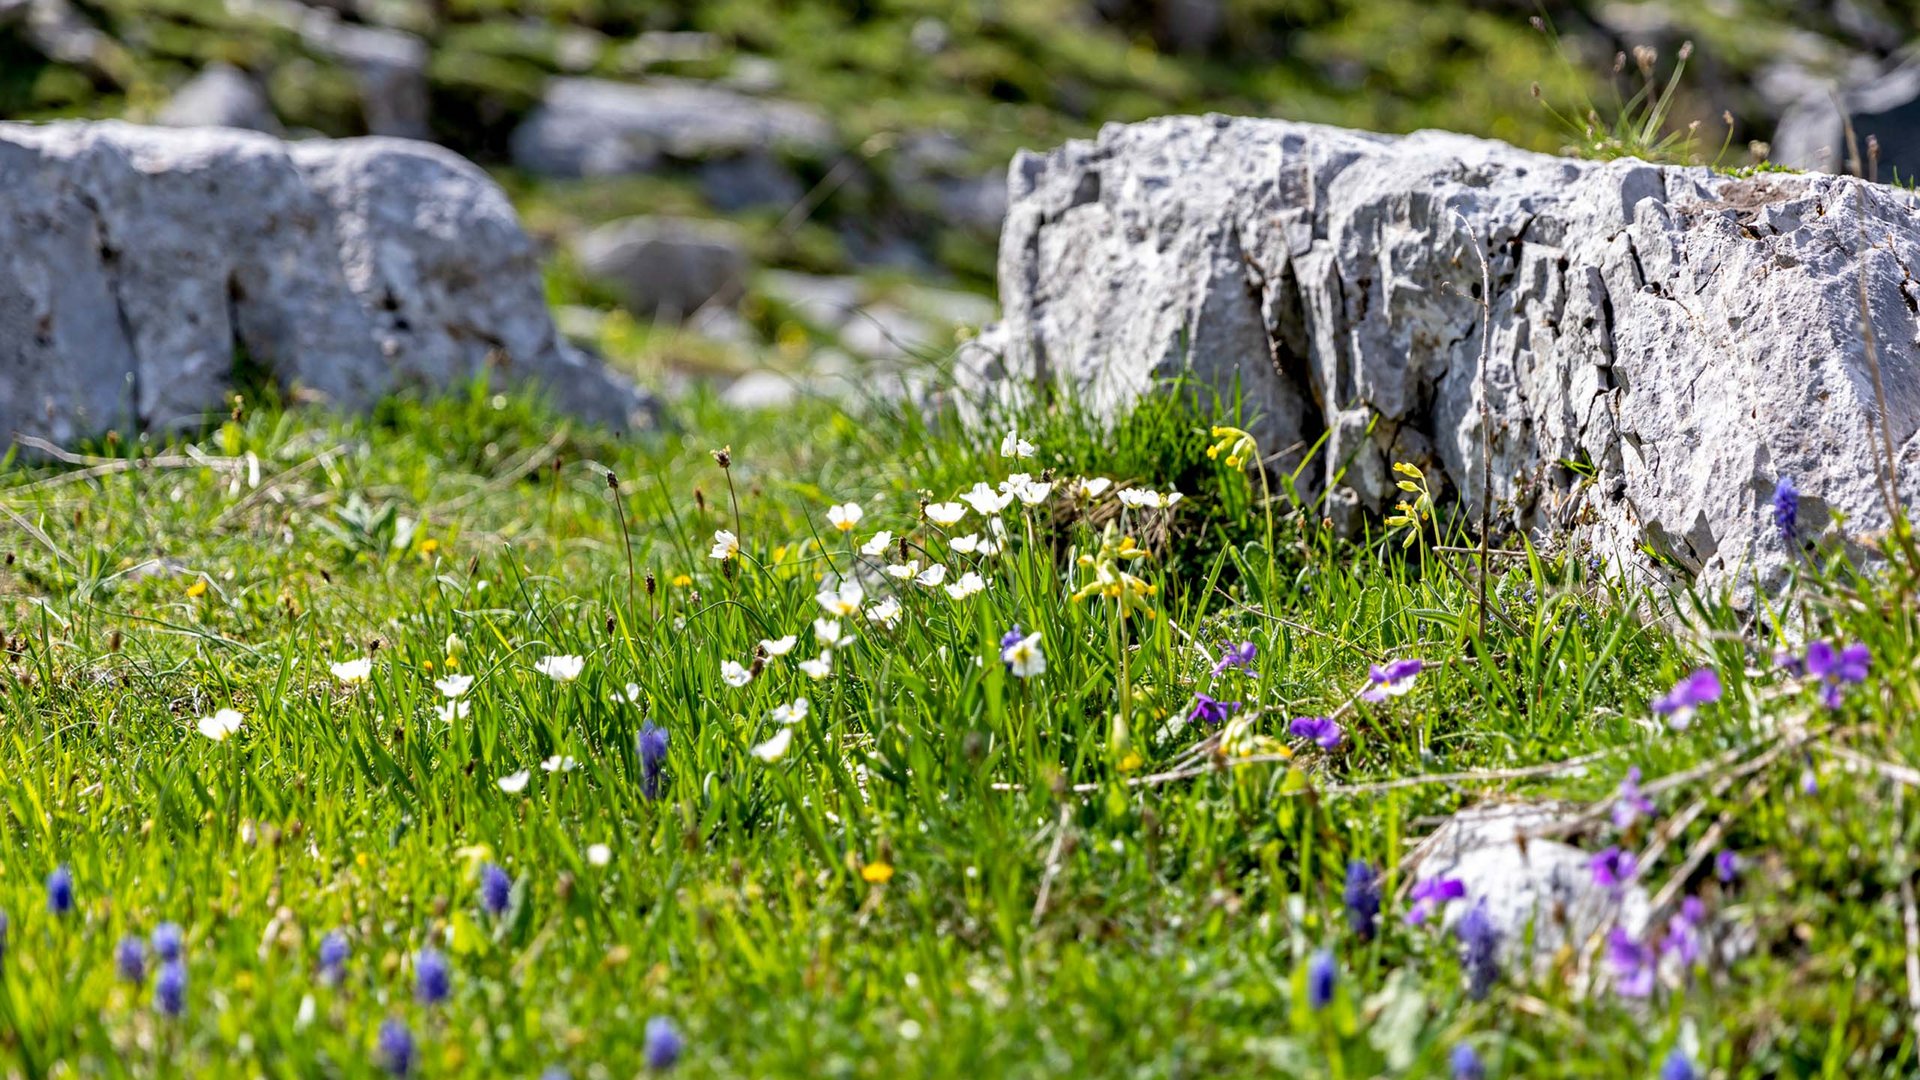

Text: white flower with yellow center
xmin=860 ymin=531 xmax=894 ymax=556
xmin=798 ymin=653 xmax=833 ymax=680
xmin=866 ymin=597 xmax=902 ymax=627
xmin=826 ymin=502 xmax=864 ymax=532
xmin=196 ymin=708 xmax=244 ymax=742
xmin=950 ymin=533 xmax=981 ymax=554
xmin=816 ymin=579 xmax=864 ymax=617
xmin=1075 ymin=477 xmax=1114 ymax=499
xmin=1000 ymin=428 xmax=1037 ymax=459
xmin=709 ymin=529 xmax=740 ymax=561
xmin=1117 ymin=488 xmax=1184 ymax=509
xmin=760 ymin=635 xmax=798 ymax=657
xmin=434 ymin=674 xmax=474 ymax=699
xmin=751 ymin=727 xmax=794 ymax=762
xmin=771 ymin=698 xmax=810 ymax=726
xmin=330 ymin=658 xmax=373 ymax=685
xmin=435 ymin=700 xmax=471 ymax=724
xmin=924 ymin=502 xmax=967 ymax=527
xmin=1002 ymin=632 xmax=1045 ymax=678
xmin=534 ymin=655 xmax=585 ymax=683
xmin=885 ymin=559 xmax=920 ymax=580
xmin=914 ymin=564 xmax=948 ymax=588
xmin=720 ymin=660 xmax=753 ymax=688
xmin=944 ymin=572 xmax=987 ymax=599
xmin=959 ymin=482 xmax=1013 ymax=515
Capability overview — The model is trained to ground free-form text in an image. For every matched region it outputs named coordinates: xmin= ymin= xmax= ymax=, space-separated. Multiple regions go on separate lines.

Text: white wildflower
xmin=771 ymin=698 xmax=810 ymax=726
xmin=329 ymin=658 xmax=373 ymax=685
xmin=434 ymin=674 xmax=474 ymax=699
xmin=959 ymin=482 xmax=1013 ymax=515
xmin=751 ymin=727 xmax=794 ymax=762
xmin=816 ymin=579 xmax=864 ymax=617
xmin=720 ymin=660 xmax=753 ymax=688
xmin=944 ymin=571 xmax=987 ymax=599
xmin=1002 ymin=632 xmax=1046 ymax=678
xmin=534 ymin=655 xmax=585 ymax=683
xmin=914 ymin=563 xmax=948 ymax=587
xmin=196 ymin=708 xmax=244 ymax=742
xmin=709 ymin=529 xmax=740 ymax=561
xmin=826 ymin=502 xmax=865 ymax=532
xmin=860 ymin=531 xmax=894 ymax=556
xmin=798 ymin=653 xmax=833 ymax=680
xmin=497 ymin=770 xmax=530 ymax=794
xmin=1000 ymin=428 xmax=1037 ymax=458
xmin=924 ymin=502 xmax=968 ymax=526
xmin=760 ymin=635 xmax=798 ymax=657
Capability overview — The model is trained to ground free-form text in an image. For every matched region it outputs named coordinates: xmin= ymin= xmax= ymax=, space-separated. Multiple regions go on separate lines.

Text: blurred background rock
xmin=4 ymin=0 xmax=1913 ymax=407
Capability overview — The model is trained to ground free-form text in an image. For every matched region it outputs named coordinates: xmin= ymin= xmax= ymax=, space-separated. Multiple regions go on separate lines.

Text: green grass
xmin=0 ymin=384 xmax=1917 ymax=1077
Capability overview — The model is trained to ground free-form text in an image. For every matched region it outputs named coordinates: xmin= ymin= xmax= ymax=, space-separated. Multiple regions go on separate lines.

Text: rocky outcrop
xmin=510 ymin=77 xmax=836 ymax=180
xmin=574 ymin=216 xmax=748 ymax=321
xmin=962 ymin=115 xmax=1920 ymax=593
xmin=0 ymin=121 xmax=657 ymax=446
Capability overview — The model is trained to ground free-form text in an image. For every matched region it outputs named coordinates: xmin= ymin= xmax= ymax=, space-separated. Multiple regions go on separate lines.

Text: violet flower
xmin=1344 ymin=860 xmax=1381 ymax=941
xmin=1188 ymin=693 xmax=1240 ymax=726
xmin=638 ymin=721 xmax=669 ymax=801
xmin=1715 ymin=850 xmax=1740 ymax=883
xmin=1212 ymin=641 xmax=1258 ymax=677
xmin=1772 ymin=477 xmax=1798 ymax=543
xmin=1361 ymin=659 xmax=1424 ymax=702
xmin=1805 ymin=640 xmax=1870 ymax=709
xmin=1306 ymin=949 xmax=1336 ymax=1011
xmin=1588 ymin=846 xmax=1638 ymax=890
xmin=1606 ymin=927 xmax=1656 ymax=997
xmin=1406 ymin=877 xmax=1465 ymax=925
xmin=1288 ymin=716 xmax=1344 ymax=749
xmin=1651 ymin=667 xmax=1720 ymax=729
xmin=1611 ymin=766 xmax=1656 ymax=829
xmin=1454 ymin=901 xmax=1501 ymax=1000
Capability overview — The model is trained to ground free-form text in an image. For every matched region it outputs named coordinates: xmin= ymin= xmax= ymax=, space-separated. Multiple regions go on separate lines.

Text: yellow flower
xmin=1118 ymin=751 xmax=1145 ymax=772
xmin=861 ymin=861 xmax=895 ymax=884
xmin=671 ymin=573 xmax=693 ymax=588
xmin=185 ymin=578 xmax=208 ymax=598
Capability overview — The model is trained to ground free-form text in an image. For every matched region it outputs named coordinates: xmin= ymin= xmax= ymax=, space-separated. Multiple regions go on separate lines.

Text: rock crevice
xmin=963 ymin=115 xmax=1920 ymax=593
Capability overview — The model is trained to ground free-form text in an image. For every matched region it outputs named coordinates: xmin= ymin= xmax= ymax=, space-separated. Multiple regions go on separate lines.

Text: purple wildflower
xmin=151 ymin=922 xmax=184 ymax=963
xmin=1406 ymin=877 xmax=1466 ymax=925
xmin=480 ymin=863 xmax=512 ymax=918
xmin=1344 ymin=860 xmax=1381 ymax=941
xmin=1651 ymin=667 xmax=1720 ymax=729
xmin=1288 ymin=716 xmax=1345 ymax=749
xmin=1772 ymin=476 xmax=1798 ymax=543
xmin=1606 ymin=927 xmax=1656 ymax=997
xmin=1212 ymin=640 xmax=1258 ymax=676
xmin=1715 ymin=850 xmax=1740 ymax=883
xmin=1454 ymin=900 xmax=1502 ymax=1000
xmin=1306 ymin=948 xmax=1336 ymax=1011
xmin=415 ymin=948 xmax=451 ymax=1005
xmin=1612 ymin=766 xmax=1656 ymax=829
xmin=1588 ymin=846 xmax=1638 ymax=889
xmin=1802 ymin=765 xmax=1819 ymax=795
xmin=999 ymin=625 xmax=1025 ymax=653
xmin=154 ymin=959 xmax=187 ymax=1016
xmin=379 ymin=1017 xmax=416 ymax=1077
xmin=1773 ymin=647 xmax=1805 ymax=676
xmin=1661 ymin=896 xmax=1707 ymax=967
xmin=638 ymin=721 xmax=669 ymax=800
xmin=46 ymin=865 xmax=73 ymax=916
xmin=1805 ymin=641 xmax=1870 ymax=709
xmin=1660 ymin=1049 xmax=1697 ymax=1080
xmin=1188 ymin=693 xmax=1240 ymax=726
xmin=1361 ymin=658 xmax=1424 ymax=702
xmin=1450 ymin=1043 xmax=1485 ymax=1080
xmin=319 ymin=930 xmax=350 ymax=983
xmin=116 ymin=934 xmax=147 ymax=983
xmin=644 ymin=1016 xmax=685 ymax=1071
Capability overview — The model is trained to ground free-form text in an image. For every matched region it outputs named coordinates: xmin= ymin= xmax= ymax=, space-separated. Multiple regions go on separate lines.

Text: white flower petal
xmin=497 ymin=770 xmax=531 ymax=794
xmin=751 ymin=727 xmax=794 ymax=762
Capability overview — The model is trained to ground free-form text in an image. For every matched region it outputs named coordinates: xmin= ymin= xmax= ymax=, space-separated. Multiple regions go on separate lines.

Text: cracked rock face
xmin=0 ymin=121 xmax=657 ymax=446
xmin=961 ymin=115 xmax=1920 ymax=594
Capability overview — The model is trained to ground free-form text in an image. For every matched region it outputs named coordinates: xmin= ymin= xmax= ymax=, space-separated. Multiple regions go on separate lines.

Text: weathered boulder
xmin=573 ymin=216 xmax=748 ymax=321
xmin=510 ymin=77 xmax=836 ymax=180
xmin=961 ymin=114 xmax=1920 ymax=593
xmin=155 ymin=64 xmax=282 ymax=134
xmin=0 ymin=121 xmax=657 ymax=446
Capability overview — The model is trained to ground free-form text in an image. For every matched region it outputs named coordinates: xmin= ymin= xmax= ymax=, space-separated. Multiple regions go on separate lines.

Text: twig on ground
xmin=1031 ymin=802 xmax=1074 ymax=927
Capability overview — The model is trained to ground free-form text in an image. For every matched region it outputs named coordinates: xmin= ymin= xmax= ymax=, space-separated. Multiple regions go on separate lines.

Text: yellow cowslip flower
xmin=185 ymin=578 xmax=208 ymax=598
xmin=1070 ymin=524 xmax=1158 ymax=619
xmin=1206 ymin=425 xmax=1258 ymax=469
xmin=861 ymin=861 xmax=894 ymax=884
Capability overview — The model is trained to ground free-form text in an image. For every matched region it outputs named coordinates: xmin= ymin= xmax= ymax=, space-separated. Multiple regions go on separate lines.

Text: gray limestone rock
xmin=155 ymin=64 xmax=282 ymax=134
xmin=573 ymin=216 xmax=749 ymax=322
xmin=510 ymin=77 xmax=836 ymax=180
xmin=961 ymin=114 xmax=1920 ymax=594
xmin=0 ymin=121 xmax=656 ymax=447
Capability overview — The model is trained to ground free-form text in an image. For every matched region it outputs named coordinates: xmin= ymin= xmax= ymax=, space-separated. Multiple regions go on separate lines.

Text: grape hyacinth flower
xmin=644 ymin=1016 xmax=685 ymax=1071
xmin=154 ymin=959 xmax=187 ymax=1016
xmin=1612 ymin=766 xmax=1656 ymax=829
xmin=1361 ymin=659 xmax=1424 ymax=702
xmin=1606 ymin=927 xmax=1656 ymax=997
xmin=379 ymin=1017 xmax=416 ymax=1077
xmin=151 ymin=922 xmax=184 ymax=964
xmin=319 ymin=930 xmax=350 ymax=983
xmin=1588 ymin=846 xmax=1638 ymax=890
xmin=1188 ymin=693 xmax=1240 ymax=726
xmin=638 ymin=721 xmax=669 ymax=801
xmin=1406 ymin=877 xmax=1466 ymax=925
xmin=1344 ymin=860 xmax=1382 ymax=941
xmin=1660 ymin=1048 xmax=1697 ymax=1080
xmin=1772 ymin=476 xmax=1798 ymax=543
xmin=1454 ymin=901 xmax=1502 ymax=1000
xmin=1651 ymin=668 xmax=1720 ymax=730
xmin=115 ymin=934 xmax=147 ymax=983
xmin=1306 ymin=949 xmax=1336 ymax=1011
xmin=1450 ymin=1043 xmax=1486 ymax=1080
xmin=1288 ymin=716 xmax=1345 ymax=749
xmin=1211 ymin=640 xmax=1257 ymax=677
xmin=1804 ymin=640 xmax=1871 ymax=709
xmin=480 ymin=863 xmax=512 ymax=918
xmin=46 ymin=865 xmax=73 ymax=916
xmin=1715 ymin=850 xmax=1741 ymax=883
xmin=415 ymin=948 xmax=451 ymax=1005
